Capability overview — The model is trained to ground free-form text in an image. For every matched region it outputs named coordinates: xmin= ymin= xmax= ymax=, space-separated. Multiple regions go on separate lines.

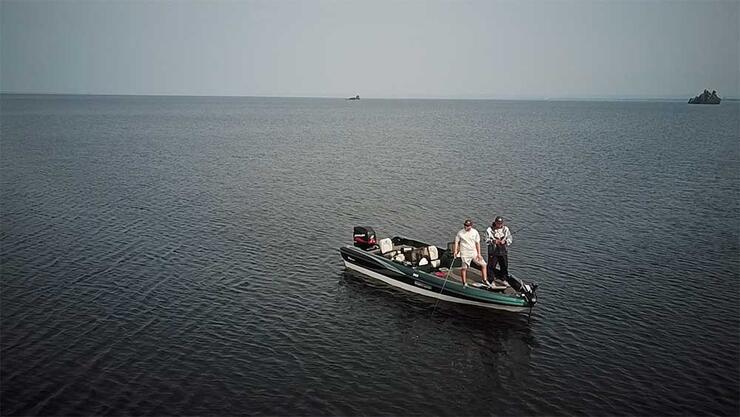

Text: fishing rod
xmin=491 ymin=219 xmax=546 ymax=236
xmin=431 ymin=255 xmax=457 ymax=316
xmin=510 ymin=223 xmax=534 ymax=236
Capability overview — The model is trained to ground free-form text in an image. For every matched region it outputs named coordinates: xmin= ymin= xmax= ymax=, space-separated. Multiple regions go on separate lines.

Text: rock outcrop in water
xmin=347 ymin=95 xmax=360 ymax=100
xmin=688 ymin=89 xmax=721 ymax=104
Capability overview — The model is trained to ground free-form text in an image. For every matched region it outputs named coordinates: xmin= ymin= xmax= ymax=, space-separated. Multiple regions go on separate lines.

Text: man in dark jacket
xmin=485 ymin=216 xmax=512 ymax=285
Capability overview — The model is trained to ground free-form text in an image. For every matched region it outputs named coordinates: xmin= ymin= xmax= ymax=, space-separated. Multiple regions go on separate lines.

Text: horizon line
xmin=1 ymin=92 xmax=737 ymax=102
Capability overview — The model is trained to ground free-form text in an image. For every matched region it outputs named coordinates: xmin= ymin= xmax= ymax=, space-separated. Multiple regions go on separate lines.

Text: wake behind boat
xmin=339 ymin=227 xmax=538 ymax=313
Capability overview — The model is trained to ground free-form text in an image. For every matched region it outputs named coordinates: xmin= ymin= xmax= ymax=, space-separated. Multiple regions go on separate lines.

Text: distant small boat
xmin=346 ymin=95 xmax=360 ymax=100
xmin=340 ymin=226 xmax=538 ymax=313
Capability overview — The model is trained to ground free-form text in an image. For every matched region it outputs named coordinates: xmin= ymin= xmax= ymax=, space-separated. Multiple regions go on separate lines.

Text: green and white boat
xmin=339 ymin=227 xmax=538 ymax=313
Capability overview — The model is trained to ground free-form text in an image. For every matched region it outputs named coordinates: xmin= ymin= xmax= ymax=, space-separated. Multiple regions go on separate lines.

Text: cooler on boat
xmin=353 ymin=226 xmax=377 ymax=250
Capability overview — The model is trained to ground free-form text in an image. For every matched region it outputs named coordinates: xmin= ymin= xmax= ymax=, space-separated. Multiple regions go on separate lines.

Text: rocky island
xmin=688 ymin=89 xmax=721 ymax=104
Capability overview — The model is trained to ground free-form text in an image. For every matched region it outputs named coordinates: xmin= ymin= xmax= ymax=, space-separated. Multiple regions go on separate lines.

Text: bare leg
xmin=460 ymin=267 xmax=467 ymax=286
xmin=475 ymin=256 xmax=489 ymax=285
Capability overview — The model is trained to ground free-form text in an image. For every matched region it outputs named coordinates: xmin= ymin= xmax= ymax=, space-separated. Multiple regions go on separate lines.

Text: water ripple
xmin=1 ymin=96 xmax=738 ymax=416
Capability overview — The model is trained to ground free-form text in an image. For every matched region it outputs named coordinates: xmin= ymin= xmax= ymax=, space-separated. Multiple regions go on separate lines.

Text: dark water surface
xmin=1 ymin=95 xmax=738 ymax=416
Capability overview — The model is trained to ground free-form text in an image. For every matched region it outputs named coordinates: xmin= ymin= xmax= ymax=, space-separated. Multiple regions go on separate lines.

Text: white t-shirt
xmin=455 ymin=228 xmax=480 ymax=257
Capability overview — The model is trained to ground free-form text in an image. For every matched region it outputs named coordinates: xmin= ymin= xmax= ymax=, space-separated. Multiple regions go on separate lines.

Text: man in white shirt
xmin=453 ymin=219 xmax=488 ymax=287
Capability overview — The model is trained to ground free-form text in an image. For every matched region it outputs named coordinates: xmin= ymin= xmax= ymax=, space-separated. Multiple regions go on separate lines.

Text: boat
xmin=339 ymin=226 xmax=538 ymax=313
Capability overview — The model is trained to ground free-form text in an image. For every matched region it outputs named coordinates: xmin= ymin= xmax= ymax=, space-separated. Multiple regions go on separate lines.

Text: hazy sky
xmin=1 ymin=0 xmax=738 ymax=99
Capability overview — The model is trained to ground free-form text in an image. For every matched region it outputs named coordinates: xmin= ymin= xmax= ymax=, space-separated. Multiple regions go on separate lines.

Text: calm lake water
xmin=1 ymin=95 xmax=738 ymax=416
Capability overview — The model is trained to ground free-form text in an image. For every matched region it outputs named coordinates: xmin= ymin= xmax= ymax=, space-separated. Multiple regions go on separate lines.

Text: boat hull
xmin=340 ymin=245 xmax=534 ymax=312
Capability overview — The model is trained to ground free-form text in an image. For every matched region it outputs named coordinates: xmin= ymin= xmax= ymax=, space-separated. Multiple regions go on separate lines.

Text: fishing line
xmin=509 ymin=218 xmax=548 ymax=236
xmin=430 ymin=255 xmax=456 ymax=316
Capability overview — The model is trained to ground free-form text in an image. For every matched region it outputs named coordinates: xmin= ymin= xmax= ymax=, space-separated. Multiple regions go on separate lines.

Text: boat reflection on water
xmin=337 ymin=270 xmax=537 ymax=381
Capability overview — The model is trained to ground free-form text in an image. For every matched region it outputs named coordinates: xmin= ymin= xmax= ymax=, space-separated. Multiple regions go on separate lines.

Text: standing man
xmin=453 ymin=219 xmax=488 ymax=287
xmin=486 ymin=216 xmax=512 ymax=285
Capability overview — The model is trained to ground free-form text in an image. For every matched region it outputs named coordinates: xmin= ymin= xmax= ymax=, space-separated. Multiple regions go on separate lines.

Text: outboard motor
xmin=353 ymin=226 xmax=377 ymax=250
xmin=507 ymin=274 xmax=538 ymax=306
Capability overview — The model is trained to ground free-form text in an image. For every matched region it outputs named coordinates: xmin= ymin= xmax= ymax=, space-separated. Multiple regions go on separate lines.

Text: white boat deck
xmin=436 ymin=266 xmax=513 ymax=292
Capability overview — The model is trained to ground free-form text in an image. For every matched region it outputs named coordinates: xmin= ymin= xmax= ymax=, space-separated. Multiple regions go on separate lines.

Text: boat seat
xmin=380 ymin=238 xmax=409 ymax=262
xmin=414 ymin=246 xmax=440 ymax=272
xmin=427 ymin=246 xmax=440 ymax=268
xmin=379 ymin=238 xmax=394 ymax=255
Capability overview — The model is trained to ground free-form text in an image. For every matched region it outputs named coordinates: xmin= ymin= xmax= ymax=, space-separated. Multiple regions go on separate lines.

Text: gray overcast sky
xmin=1 ymin=0 xmax=738 ymax=99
